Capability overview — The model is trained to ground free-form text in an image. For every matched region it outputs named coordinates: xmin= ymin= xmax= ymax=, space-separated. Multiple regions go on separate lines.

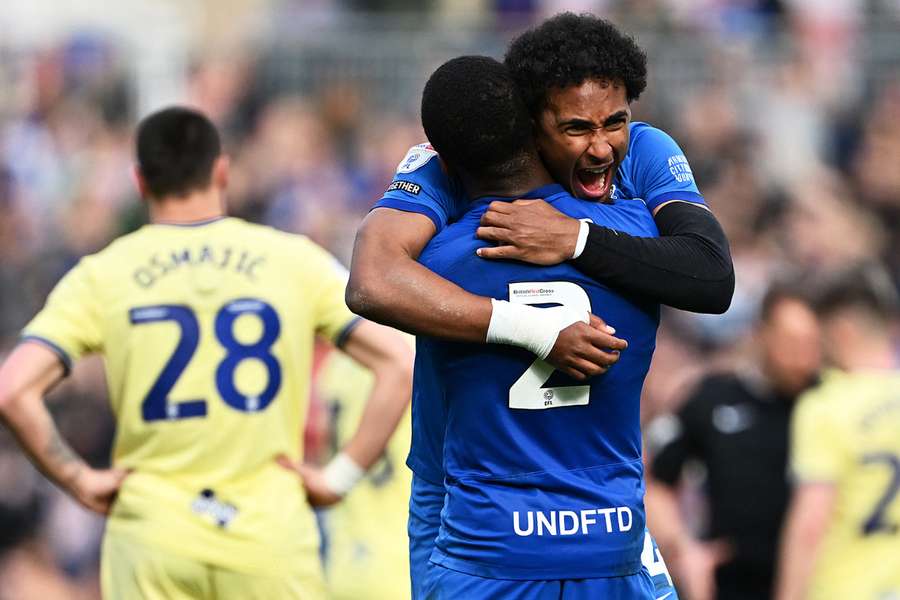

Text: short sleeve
xmin=301 ymin=240 xmax=362 ymax=347
xmin=649 ymin=401 xmax=703 ymax=486
xmin=790 ymin=389 xmax=848 ymax=484
xmin=21 ymin=258 xmax=104 ymax=372
xmin=372 ymin=143 xmax=469 ymax=233
xmin=627 ymin=124 xmax=706 ymax=213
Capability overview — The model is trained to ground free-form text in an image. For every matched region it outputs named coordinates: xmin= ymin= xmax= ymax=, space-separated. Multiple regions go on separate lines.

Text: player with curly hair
xmin=348 ymin=13 xmax=733 ymax=600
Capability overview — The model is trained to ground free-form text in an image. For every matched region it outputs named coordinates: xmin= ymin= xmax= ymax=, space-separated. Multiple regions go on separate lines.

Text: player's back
xmin=792 ymin=369 xmax=900 ymax=600
xmin=24 ymin=217 xmax=358 ymax=576
xmin=417 ymin=185 xmax=660 ymax=580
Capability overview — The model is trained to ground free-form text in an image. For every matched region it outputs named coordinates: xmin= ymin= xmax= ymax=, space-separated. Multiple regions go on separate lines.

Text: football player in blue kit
xmin=347 ymin=14 xmax=733 ymax=600
xmin=416 ymin=53 xmax=666 ymax=599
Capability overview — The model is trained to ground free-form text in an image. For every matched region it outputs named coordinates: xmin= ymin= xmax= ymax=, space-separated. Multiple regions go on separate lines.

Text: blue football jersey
xmin=373 ymin=122 xmax=704 ymax=238
xmin=416 ymin=184 xmax=660 ymax=580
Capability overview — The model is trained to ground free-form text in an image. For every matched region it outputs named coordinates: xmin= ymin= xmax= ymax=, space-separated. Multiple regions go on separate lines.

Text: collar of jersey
xmin=152 ymin=216 xmax=229 ymax=227
xmin=473 ymin=183 xmax=567 ymax=206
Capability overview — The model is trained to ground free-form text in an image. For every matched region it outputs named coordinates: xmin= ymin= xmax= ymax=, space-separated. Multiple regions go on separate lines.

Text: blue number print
xmin=131 ymin=299 xmax=282 ymax=422
xmin=214 ymin=299 xmax=282 ymax=413
xmin=129 ymin=305 xmax=207 ymax=421
xmin=861 ymin=452 xmax=900 ymax=536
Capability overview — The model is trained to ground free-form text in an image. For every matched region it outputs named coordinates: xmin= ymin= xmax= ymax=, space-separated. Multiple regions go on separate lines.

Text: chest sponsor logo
xmin=513 ymin=506 xmax=633 ymax=537
xmin=191 ymin=488 xmax=238 ymax=528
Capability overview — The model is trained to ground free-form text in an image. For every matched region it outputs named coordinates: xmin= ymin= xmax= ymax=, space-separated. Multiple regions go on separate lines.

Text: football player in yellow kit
xmin=0 ymin=107 xmax=413 ymax=600
xmin=314 ymin=340 xmax=413 ymax=600
xmin=776 ymin=267 xmax=900 ymax=600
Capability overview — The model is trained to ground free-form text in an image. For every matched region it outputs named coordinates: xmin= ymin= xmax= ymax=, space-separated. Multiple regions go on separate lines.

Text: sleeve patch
xmin=397 ymin=144 xmax=438 ymax=173
xmin=667 ymin=155 xmax=695 ymax=184
xmin=386 ymin=180 xmax=422 ymax=195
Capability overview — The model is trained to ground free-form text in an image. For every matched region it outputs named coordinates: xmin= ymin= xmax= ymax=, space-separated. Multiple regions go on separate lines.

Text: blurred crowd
xmin=0 ymin=1 xmax=899 ymax=598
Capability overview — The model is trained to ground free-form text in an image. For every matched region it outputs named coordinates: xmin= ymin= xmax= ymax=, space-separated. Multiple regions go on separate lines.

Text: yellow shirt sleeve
xmin=21 ymin=258 xmax=103 ymax=369
xmin=299 ymin=239 xmax=359 ymax=345
xmin=791 ymin=387 xmax=849 ymax=484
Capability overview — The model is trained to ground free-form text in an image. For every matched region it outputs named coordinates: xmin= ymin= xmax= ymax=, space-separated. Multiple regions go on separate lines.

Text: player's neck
xmin=464 ymin=156 xmax=554 ymax=199
xmin=148 ymin=189 xmax=226 ymax=225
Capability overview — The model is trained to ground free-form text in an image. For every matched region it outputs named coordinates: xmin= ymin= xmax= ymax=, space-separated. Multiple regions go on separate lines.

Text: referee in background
xmin=645 ymin=283 xmax=823 ymax=600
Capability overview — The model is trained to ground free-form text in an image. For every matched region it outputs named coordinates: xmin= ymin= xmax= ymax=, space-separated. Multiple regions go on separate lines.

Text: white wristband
xmin=487 ymin=299 xmax=588 ymax=360
xmin=571 ymin=219 xmax=591 ymax=259
xmin=323 ymin=452 xmax=365 ymax=497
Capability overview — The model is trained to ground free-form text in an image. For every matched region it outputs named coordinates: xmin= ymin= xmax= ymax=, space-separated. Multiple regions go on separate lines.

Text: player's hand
xmin=476 ymin=199 xmax=581 ymax=265
xmin=70 ymin=466 xmax=130 ymax=515
xmin=546 ymin=314 xmax=627 ymax=380
xmin=276 ymin=456 xmax=343 ymax=508
xmin=673 ymin=539 xmax=732 ymax=600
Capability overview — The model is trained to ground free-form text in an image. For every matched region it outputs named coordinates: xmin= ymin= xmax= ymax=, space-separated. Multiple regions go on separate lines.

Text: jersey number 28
xmin=129 ymin=298 xmax=281 ymax=422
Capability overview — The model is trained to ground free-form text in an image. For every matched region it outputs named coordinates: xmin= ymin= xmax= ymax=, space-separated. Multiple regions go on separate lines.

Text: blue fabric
xmin=424 ymin=562 xmax=656 ymax=599
xmin=615 ymin=122 xmax=705 ymax=212
xmin=415 ymin=186 xmax=660 ymax=579
xmin=372 ymin=143 xmax=467 ymax=234
xmin=408 ymin=474 xmax=444 ymax=600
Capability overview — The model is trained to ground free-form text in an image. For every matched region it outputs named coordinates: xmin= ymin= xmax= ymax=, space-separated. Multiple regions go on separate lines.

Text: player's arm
xmin=0 ymin=342 xmax=128 ymax=515
xmin=347 ymin=207 xmax=626 ymax=380
xmin=286 ymin=320 xmax=413 ymax=507
xmin=476 ymin=198 xmax=733 ymax=314
xmin=477 ymin=125 xmax=734 ymax=314
xmin=774 ymin=482 xmax=837 ymax=600
xmin=645 ymin=401 xmax=730 ymax=600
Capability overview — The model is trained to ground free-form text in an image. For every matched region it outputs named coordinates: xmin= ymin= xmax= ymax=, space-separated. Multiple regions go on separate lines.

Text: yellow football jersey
xmin=791 ymin=368 xmax=900 ymax=600
xmin=316 ymin=345 xmax=412 ymax=600
xmin=23 ymin=217 xmax=358 ymax=578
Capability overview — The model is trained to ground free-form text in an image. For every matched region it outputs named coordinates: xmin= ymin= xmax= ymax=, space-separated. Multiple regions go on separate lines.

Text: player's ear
xmin=132 ymin=165 xmax=149 ymax=200
xmin=212 ymin=155 xmax=230 ymax=190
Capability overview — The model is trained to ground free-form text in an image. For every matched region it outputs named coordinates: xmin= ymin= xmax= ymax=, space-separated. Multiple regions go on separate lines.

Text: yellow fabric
xmin=791 ymin=368 xmax=900 ymax=600
xmin=102 ymin=528 xmax=326 ymax=600
xmin=316 ymin=346 xmax=412 ymax=600
xmin=24 ymin=217 xmax=357 ymax=580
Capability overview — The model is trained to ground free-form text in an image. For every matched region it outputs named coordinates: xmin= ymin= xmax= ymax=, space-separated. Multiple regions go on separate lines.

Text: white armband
xmin=487 ymin=299 xmax=588 ymax=360
xmin=571 ymin=219 xmax=591 ymax=259
xmin=323 ymin=452 xmax=365 ymax=497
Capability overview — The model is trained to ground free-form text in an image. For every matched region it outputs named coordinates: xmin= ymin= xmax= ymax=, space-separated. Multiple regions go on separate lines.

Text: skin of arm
xmin=645 ymin=474 xmax=731 ymax=600
xmin=346 ymin=207 xmax=626 ymax=380
xmin=774 ymin=482 xmax=837 ymax=600
xmin=283 ymin=320 xmax=414 ymax=506
xmin=0 ymin=342 xmax=129 ymax=515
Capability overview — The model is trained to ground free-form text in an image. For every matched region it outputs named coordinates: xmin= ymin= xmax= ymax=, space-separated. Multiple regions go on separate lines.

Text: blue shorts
xmin=425 ymin=563 xmax=655 ymax=600
xmin=408 ymin=474 xmax=678 ymax=600
xmin=408 ymin=474 xmax=444 ymax=600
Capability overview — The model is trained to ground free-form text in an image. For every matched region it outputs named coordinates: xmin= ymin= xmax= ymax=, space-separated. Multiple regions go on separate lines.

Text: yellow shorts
xmin=101 ymin=529 xmax=327 ymax=600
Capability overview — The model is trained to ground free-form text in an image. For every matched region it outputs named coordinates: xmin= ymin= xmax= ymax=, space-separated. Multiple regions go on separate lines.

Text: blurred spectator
xmin=645 ymin=283 xmax=822 ymax=600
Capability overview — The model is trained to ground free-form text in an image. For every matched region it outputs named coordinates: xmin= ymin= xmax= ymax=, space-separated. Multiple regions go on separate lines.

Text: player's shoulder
xmin=795 ymin=371 xmax=850 ymax=422
xmin=627 ymin=121 xmax=681 ymax=153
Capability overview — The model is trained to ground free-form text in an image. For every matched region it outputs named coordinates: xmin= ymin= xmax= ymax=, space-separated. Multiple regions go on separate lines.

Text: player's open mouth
xmin=574 ymin=164 xmax=613 ymax=200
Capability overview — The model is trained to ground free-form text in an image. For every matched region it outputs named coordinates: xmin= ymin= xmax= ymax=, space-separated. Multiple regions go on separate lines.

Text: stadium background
xmin=0 ymin=0 xmax=899 ymax=598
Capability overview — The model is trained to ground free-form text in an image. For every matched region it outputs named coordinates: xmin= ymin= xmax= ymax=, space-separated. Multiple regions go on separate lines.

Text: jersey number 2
xmin=508 ymin=281 xmax=591 ymax=410
xmin=130 ymin=299 xmax=281 ymax=422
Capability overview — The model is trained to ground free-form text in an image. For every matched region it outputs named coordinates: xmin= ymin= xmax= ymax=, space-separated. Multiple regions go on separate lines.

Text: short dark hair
xmin=421 ymin=56 xmax=533 ymax=182
xmin=759 ymin=280 xmax=811 ymax=323
xmin=504 ymin=13 xmax=648 ymax=116
xmin=136 ymin=106 xmax=221 ymax=198
xmin=815 ymin=264 xmax=898 ymax=323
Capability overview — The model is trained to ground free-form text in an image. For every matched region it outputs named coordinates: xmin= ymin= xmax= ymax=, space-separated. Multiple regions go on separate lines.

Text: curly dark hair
xmin=421 ymin=56 xmax=533 ymax=181
xmin=504 ymin=13 xmax=648 ymax=116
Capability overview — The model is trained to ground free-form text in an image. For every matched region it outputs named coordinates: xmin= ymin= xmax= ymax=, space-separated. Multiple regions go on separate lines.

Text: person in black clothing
xmin=646 ymin=284 xmax=823 ymax=600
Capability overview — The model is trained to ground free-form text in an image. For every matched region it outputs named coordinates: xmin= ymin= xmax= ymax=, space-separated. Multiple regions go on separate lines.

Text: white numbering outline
xmin=508 ymin=281 xmax=591 ymax=410
xmin=641 ymin=531 xmax=675 ymax=587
